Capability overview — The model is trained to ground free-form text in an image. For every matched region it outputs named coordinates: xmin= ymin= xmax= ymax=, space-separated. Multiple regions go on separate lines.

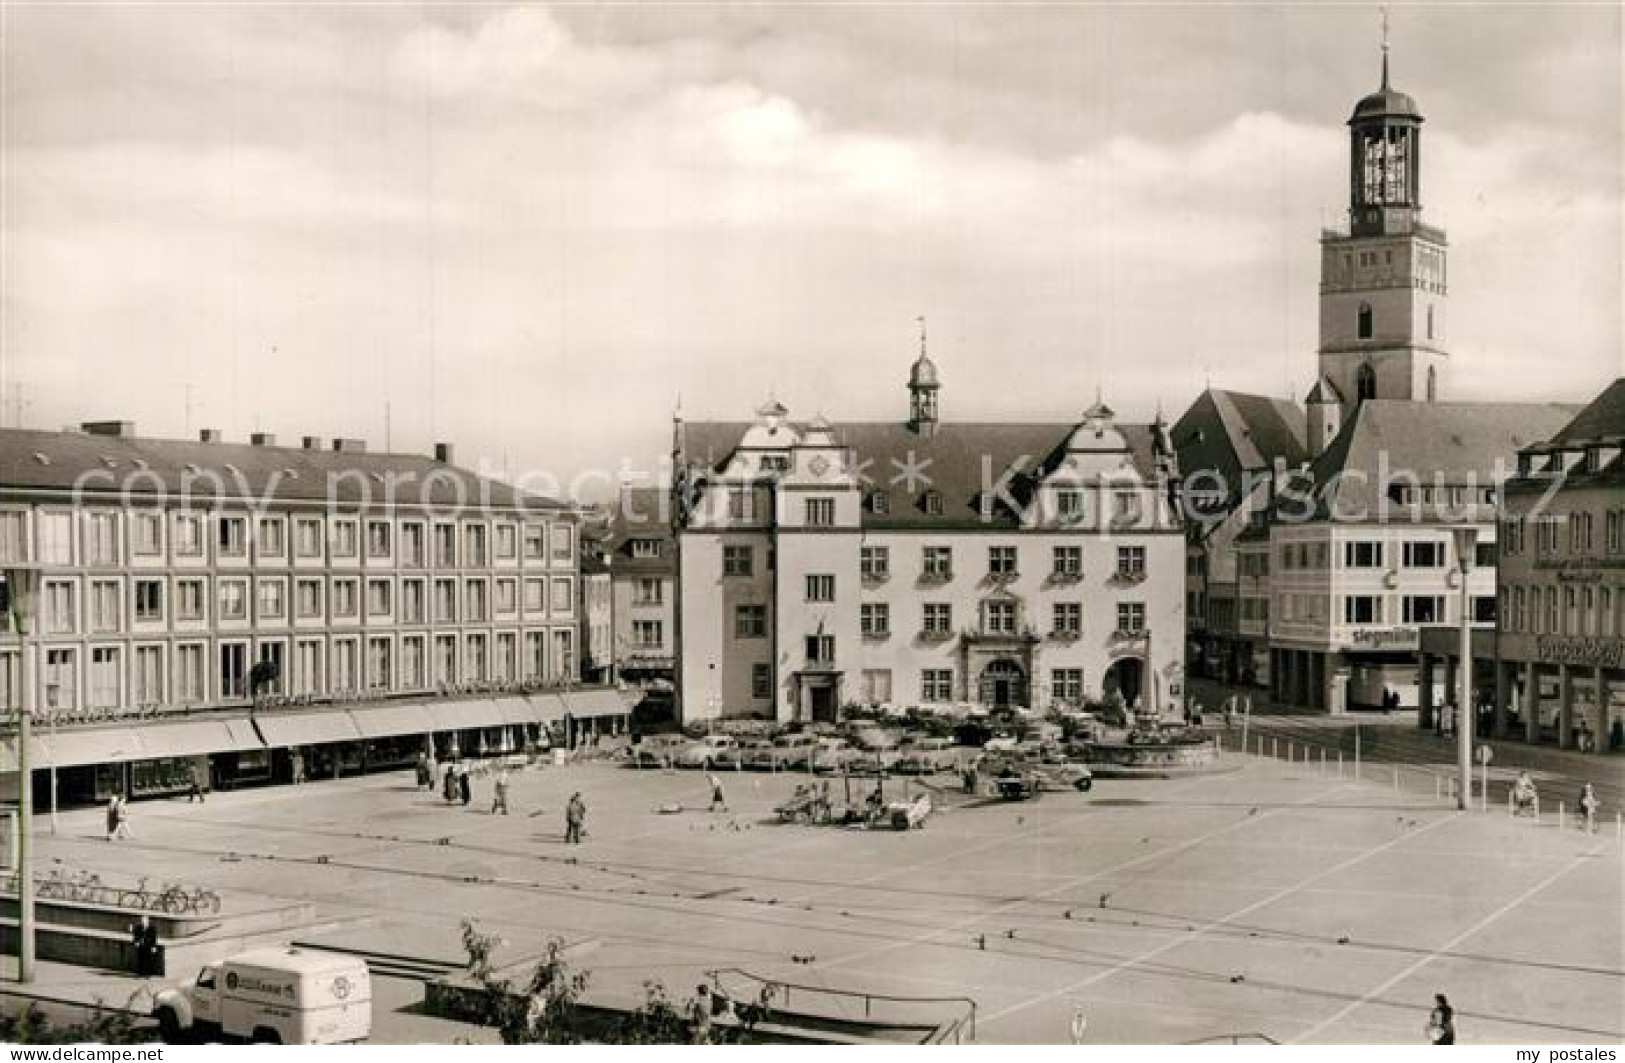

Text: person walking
xmin=112 ymin=795 xmax=133 ymax=840
xmin=106 ymin=794 xmax=120 ymax=841
xmin=1427 ymin=993 xmax=1455 ymax=1044
xmin=458 ymin=766 xmax=472 ymax=807
xmin=492 ymin=768 xmax=511 ymax=815
xmin=707 ymin=772 xmax=728 ymax=813
xmin=1578 ymin=782 xmax=1599 ymax=834
xmin=442 ymin=762 xmax=458 ymax=804
xmin=290 ymin=748 xmax=307 ymax=786
xmin=186 ymin=761 xmax=208 ymax=803
xmin=415 ymin=753 xmax=432 ymax=790
xmin=564 ymin=792 xmax=586 ymax=844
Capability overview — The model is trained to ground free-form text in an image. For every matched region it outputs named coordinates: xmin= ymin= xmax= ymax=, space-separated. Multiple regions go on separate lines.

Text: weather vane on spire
xmin=1380 ymin=6 xmax=1391 ymax=87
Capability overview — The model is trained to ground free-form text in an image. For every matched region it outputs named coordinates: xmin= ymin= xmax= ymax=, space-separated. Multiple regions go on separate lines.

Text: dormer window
xmin=760 ymin=454 xmax=789 ymax=473
xmin=1056 ymin=489 xmax=1084 ymax=521
xmin=922 ymin=490 xmax=943 ymax=516
xmin=868 ymin=491 xmax=890 ymax=516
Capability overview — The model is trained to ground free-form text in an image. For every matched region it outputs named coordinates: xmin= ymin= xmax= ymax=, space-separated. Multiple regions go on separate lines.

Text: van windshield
xmin=197 ymin=971 xmax=216 ymax=989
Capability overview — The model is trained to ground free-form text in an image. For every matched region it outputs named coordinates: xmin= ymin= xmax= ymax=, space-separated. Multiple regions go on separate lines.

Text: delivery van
xmin=154 ymin=946 xmax=371 ymax=1044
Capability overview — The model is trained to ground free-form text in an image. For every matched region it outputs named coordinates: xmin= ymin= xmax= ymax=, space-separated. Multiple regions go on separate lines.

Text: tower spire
xmin=916 ymin=315 xmax=927 ymax=359
xmin=1380 ymin=6 xmax=1390 ymax=89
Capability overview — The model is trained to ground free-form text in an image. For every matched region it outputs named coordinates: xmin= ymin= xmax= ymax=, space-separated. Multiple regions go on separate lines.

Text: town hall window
xmin=1357 ymin=303 xmax=1373 ymax=339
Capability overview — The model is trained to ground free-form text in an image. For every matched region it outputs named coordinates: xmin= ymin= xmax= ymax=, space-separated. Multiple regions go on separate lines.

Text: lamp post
xmin=5 ymin=565 xmax=41 ymax=983
xmin=1450 ymin=527 xmax=1477 ymax=812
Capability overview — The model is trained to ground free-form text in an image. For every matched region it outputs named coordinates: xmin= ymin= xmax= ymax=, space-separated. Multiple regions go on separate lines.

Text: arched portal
xmin=1103 ymin=657 xmax=1145 ymax=707
xmin=978 ymin=658 xmax=1028 ymax=709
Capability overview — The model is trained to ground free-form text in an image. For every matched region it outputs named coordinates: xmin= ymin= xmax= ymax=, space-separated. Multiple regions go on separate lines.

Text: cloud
xmin=1 ymin=4 xmax=1619 ymax=495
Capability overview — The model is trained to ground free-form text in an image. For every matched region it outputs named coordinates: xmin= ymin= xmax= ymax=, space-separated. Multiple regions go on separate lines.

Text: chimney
xmin=81 ymin=420 xmax=135 ymax=438
xmin=199 ymin=429 xmax=223 ymax=443
xmin=250 ymin=432 xmax=278 ymax=447
xmin=302 ymin=436 xmax=324 ymax=451
xmin=434 ymin=442 xmax=456 ymax=465
xmin=332 ymin=438 xmax=367 ymax=454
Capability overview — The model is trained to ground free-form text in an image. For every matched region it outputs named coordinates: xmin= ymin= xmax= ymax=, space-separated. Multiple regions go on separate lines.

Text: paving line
xmin=811 ymin=777 xmax=1359 ymax=977
xmin=973 ymin=807 xmax=1462 ymax=1028
xmin=1290 ymin=842 xmax=1610 ymax=1044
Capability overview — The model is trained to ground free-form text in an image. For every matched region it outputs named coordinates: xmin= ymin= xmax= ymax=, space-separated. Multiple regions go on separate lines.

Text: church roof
xmin=677 ymin=419 xmax=1165 ymax=531
xmin=1282 ymin=400 xmax=1577 ymax=522
xmin=1351 ymin=84 xmax=1422 ymax=122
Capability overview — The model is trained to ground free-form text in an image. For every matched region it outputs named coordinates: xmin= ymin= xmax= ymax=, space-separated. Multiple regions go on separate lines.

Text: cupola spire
xmin=907 ymin=315 xmax=941 ymax=437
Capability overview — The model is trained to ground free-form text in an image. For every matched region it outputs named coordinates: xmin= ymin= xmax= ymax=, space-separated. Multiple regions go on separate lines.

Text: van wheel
xmin=1074 ymin=778 xmax=1093 ymax=792
xmin=155 ymin=1007 xmax=182 ymax=1043
xmin=251 ymin=1027 xmax=282 ymax=1044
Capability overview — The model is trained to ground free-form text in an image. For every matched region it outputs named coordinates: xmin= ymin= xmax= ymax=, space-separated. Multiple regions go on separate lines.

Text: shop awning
xmin=560 ymin=688 xmax=632 ymax=719
xmin=254 ymin=711 xmax=365 ymax=749
xmin=424 ymin=699 xmax=511 ymax=732
xmin=529 ymin=693 xmax=570 ymax=722
xmin=137 ymin=718 xmax=264 ymax=759
xmin=349 ymin=703 xmax=438 ymax=740
xmin=39 ymin=727 xmax=148 ymax=768
xmin=493 ymin=696 xmax=537 ymax=726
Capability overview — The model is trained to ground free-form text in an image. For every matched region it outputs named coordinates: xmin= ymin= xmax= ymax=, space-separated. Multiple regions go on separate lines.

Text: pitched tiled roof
xmin=678 ymin=419 xmax=1165 ymax=530
xmin=608 ymin=485 xmax=676 ymax=574
xmin=1172 ymin=389 xmax=1306 ymax=509
xmin=1545 ymin=378 xmax=1625 ymax=447
xmin=1286 ymin=400 xmax=1578 ymax=521
xmin=0 ymin=428 xmax=567 ymax=512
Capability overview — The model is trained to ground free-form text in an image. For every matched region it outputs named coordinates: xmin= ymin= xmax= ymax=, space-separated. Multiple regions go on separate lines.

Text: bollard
xmin=1435 ymin=775 xmax=1441 ymax=800
xmin=1616 ymin=812 xmax=1622 ymax=840
xmin=1271 ymin=737 xmax=1278 ymax=759
xmin=1559 ymin=801 xmax=1565 ymax=832
xmin=1319 ymin=748 xmax=1326 ymax=774
xmin=1337 ymin=750 xmax=1343 ymax=778
xmin=1507 ymin=790 xmax=1514 ymax=818
xmin=1393 ymin=766 xmax=1399 ymax=790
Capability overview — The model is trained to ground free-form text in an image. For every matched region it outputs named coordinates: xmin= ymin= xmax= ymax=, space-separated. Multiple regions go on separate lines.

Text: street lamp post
xmin=1451 ymin=527 xmax=1477 ymax=812
xmin=5 ymin=565 xmax=41 ymax=983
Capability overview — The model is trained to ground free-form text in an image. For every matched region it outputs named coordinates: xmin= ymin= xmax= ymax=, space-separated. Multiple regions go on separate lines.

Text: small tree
xmin=461 ymin=920 xmax=590 ymax=1044
xmin=0 ymin=1002 xmax=148 ymax=1044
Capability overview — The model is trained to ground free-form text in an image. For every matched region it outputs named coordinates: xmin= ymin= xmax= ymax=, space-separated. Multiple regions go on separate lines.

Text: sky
xmin=3 ymin=3 xmax=1620 ymax=499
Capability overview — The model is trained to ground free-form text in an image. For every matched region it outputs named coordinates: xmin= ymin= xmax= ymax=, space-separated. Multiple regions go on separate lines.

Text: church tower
xmin=1316 ymin=30 xmax=1448 ymax=414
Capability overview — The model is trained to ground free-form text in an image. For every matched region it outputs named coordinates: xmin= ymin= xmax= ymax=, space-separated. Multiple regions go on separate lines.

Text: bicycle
xmin=156 ymin=884 xmax=192 ymax=914
xmin=118 ymin=877 xmax=153 ymax=911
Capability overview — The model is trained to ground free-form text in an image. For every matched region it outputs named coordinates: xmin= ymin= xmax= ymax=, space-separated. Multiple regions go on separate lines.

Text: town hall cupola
xmin=907 ymin=317 xmax=940 ymax=437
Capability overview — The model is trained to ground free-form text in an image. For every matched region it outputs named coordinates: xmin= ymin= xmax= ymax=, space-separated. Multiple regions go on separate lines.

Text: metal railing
xmin=705 ymin=967 xmax=976 ymax=1044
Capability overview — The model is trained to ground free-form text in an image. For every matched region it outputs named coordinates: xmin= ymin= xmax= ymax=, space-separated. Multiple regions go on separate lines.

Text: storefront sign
xmin=1350 ymin=627 xmax=1420 ymax=651
xmin=1535 ymin=636 xmax=1625 ymax=667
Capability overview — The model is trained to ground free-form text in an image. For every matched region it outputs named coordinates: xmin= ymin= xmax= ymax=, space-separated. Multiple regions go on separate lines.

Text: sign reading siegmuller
xmin=1350 ymin=627 xmax=1420 ymax=651
xmin=1535 ymin=636 xmax=1625 ymax=667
